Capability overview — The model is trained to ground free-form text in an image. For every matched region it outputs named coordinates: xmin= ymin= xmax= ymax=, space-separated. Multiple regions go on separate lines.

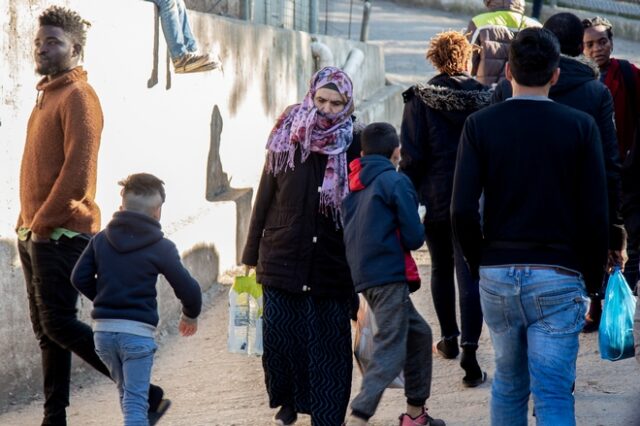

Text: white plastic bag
xmin=227 ymin=274 xmax=263 ymax=356
xmin=353 ymin=294 xmax=404 ymax=388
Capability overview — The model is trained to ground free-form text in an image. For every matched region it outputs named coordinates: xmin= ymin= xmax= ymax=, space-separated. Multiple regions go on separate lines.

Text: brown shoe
xmin=173 ymin=52 xmax=217 ymax=73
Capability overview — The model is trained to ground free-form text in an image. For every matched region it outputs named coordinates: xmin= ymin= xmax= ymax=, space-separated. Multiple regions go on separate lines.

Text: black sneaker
xmin=460 ymin=345 xmax=486 ymax=387
xmin=148 ymin=384 xmax=164 ymax=412
xmin=435 ymin=337 xmax=459 ymax=359
xmin=149 ymin=399 xmax=171 ymax=425
xmin=273 ymin=405 xmax=297 ymax=425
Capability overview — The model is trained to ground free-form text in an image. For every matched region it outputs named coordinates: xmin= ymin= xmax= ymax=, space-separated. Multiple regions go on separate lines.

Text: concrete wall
xmin=0 ymin=0 xmax=399 ymax=411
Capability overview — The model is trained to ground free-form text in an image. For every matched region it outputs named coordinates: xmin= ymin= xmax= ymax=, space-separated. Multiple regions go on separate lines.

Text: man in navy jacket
xmin=452 ymin=28 xmax=608 ymax=425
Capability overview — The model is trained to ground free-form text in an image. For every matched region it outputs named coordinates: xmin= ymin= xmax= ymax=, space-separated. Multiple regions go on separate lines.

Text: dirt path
xmin=1 ymin=248 xmax=638 ymax=425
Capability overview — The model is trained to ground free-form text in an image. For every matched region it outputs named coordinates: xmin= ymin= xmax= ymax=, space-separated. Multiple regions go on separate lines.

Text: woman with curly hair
xmin=400 ymin=31 xmax=491 ymax=388
xmin=242 ymin=66 xmax=361 ymax=426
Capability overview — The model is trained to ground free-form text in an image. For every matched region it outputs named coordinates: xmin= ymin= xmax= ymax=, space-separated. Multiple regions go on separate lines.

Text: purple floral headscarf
xmin=266 ymin=66 xmax=355 ymax=224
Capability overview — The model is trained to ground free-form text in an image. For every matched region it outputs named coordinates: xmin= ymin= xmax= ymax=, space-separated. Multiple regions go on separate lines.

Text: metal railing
xmin=252 ymin=0 xmax=315 ymax=31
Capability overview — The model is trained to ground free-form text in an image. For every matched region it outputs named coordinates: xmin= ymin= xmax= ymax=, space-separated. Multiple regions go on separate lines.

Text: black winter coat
xmin=492 ymin=55 xmax=626 ymax=250
xmin=242 ymin=135 xmax=361 ymax=299
xmin=400 ymin=73 xmax=491 ymax=222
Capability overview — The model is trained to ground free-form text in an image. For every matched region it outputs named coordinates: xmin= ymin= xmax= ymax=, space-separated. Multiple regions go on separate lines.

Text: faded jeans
xmin=479 ymin=266 xmax=588 ymax=426
xmin=95 ymin=332 xmax=157 ymax=426
xmin=147 ymin=0 xmax=197 ymax=59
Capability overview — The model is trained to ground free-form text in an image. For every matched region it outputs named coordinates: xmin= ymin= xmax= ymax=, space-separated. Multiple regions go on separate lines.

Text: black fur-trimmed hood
xmin=413 ymin=83 xmax=493 ymax=112
xmin=404 ymin=74 xmax=492 ymax=127
xmin=407 ymin=73 xmax=492 ymax=115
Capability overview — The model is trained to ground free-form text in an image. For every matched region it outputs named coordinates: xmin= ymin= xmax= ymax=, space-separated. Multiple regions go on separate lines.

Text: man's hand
xmin=179 ymin=316 xmax=198 ymax=337
xmin=607 ymin=249 xmax=628 ymax=272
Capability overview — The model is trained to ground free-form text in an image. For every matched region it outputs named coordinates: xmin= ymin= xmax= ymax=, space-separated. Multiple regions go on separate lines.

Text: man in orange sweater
xmin=16 ymin=6 xmax=167 ymax=425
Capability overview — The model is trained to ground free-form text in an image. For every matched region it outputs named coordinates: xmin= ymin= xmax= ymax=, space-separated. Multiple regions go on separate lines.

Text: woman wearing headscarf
xmin=399 ymin=31 xmax=491 ymax=388
xmin=242 ymin=66 xmax=360 ymax=426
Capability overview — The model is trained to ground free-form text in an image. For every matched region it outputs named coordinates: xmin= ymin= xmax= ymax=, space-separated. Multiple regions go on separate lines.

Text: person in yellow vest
xmin=466 ymin=0 xmax=540 ymax=86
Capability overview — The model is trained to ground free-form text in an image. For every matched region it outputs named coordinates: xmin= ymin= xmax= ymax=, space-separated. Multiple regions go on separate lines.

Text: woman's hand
xmin=243 ymin=264 xmax=255 ymax=276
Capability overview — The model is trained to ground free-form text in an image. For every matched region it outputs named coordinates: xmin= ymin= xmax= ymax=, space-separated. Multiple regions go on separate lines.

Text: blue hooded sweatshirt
xmin=71 ymin=210 xmax=202 ymax=328
xmin=342 ymin=155 xmax=425 ymax=292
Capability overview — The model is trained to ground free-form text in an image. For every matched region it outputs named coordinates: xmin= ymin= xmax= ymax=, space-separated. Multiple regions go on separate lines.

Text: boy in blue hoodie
xmin=71 ymin=173 xmax=202 ymax=425
xmin=342 ymin=123 xmax=444 ymax=426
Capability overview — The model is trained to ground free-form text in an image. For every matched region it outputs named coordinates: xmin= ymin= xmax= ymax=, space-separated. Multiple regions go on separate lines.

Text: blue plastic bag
xmin=599 ymin=267 xmax=636 ymax=361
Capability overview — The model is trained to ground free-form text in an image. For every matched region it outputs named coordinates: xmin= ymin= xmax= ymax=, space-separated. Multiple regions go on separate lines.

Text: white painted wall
xmin=0 ymin=0 xmax=400 ymax=410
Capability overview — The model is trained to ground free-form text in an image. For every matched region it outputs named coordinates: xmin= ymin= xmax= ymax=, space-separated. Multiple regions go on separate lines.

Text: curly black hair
xmin=38 ymin=6 xmax=91 ymax=56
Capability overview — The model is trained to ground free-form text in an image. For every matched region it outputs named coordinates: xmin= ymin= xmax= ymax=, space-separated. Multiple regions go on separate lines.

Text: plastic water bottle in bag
xmin=228 ymin=291 xmax=250 ymax=353
xmin=248 ymin=295 xmax=263 ymax=356
xmin=228 ymin=274 xmax=263 ymax=356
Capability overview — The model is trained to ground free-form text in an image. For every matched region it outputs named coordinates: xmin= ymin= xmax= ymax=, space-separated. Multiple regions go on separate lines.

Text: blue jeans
xmin=479 ymin=266 xmax=588 ymax=426
xmin=94 ymin=332 xmax=157 ymax=426
xmin=147 ymin=0 xmax=197 ymax=59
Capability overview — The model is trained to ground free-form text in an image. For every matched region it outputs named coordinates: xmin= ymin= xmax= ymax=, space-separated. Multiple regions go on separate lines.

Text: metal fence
xmin=194 ymin=0 xmax=640 ymax=35
xmin=319 ymin=0 xmax=370 ymax=39
xmin=239 ymin=0 xmax=368 ymax=35
xmin=553 ymin=0 xmax=640 ymax=18
xmin=252 ymin=0 xmax=315 ymax=31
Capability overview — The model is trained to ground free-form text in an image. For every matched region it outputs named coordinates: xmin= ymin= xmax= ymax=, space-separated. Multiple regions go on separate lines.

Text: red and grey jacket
xmin=342 ymin=157 xmax=424 ymax=293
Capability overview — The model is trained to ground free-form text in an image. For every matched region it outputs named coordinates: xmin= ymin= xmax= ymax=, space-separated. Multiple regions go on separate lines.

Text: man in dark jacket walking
xmin=583 ymin=16 xmax=640 ymax=292
xmin=492 ymin=12 xmax=624 ymax=331
xmin=452 ymin=27 xmax=608 ymax=425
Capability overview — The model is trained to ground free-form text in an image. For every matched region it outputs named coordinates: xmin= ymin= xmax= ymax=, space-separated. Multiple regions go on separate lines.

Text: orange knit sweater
xmin=18 ymin=67 xmax=104 ymax=236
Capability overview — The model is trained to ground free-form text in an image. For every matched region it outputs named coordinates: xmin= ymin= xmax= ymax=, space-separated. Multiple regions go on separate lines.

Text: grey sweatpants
xmin=350 ymin=282 xmax=433 ymax=420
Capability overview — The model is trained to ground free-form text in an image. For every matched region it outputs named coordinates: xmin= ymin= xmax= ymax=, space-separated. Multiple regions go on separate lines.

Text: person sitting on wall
xmin=147 ymin=0 xmax=221 ymax=73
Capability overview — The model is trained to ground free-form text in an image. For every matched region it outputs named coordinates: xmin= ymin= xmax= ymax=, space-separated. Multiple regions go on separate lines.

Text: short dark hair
xmin=582 ymin=16 xmax=613 ymax=40
xmin=361 ymin=122 xmax=399 ymax=158
xmin=543 ymin=12 xmax=584 ymax=57
xmin=119 ymin=173 xmax=166 ymax=203
xmin=508 ymin=27 xmax=560 ymax=87
xmin=38 ymin=6 xmax=91 ymax=56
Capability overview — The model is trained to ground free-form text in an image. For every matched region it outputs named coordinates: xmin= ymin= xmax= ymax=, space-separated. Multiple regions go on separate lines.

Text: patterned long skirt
xmin=262 ymin=286 xmax=353 ymax=426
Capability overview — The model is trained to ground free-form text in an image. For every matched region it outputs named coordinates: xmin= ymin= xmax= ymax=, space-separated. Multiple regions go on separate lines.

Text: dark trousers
xmin=18 ymin=236 xmax=111 ymax=426
xmin=623 ymin=220 xmax=639 ymax=292
xmin=532 ymin=0 xmax=543 ymax=19
xmin=350 ymin=283 xmax=432 ymax=419
xmin=424 ymin=219 xmax=483 ymax=346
